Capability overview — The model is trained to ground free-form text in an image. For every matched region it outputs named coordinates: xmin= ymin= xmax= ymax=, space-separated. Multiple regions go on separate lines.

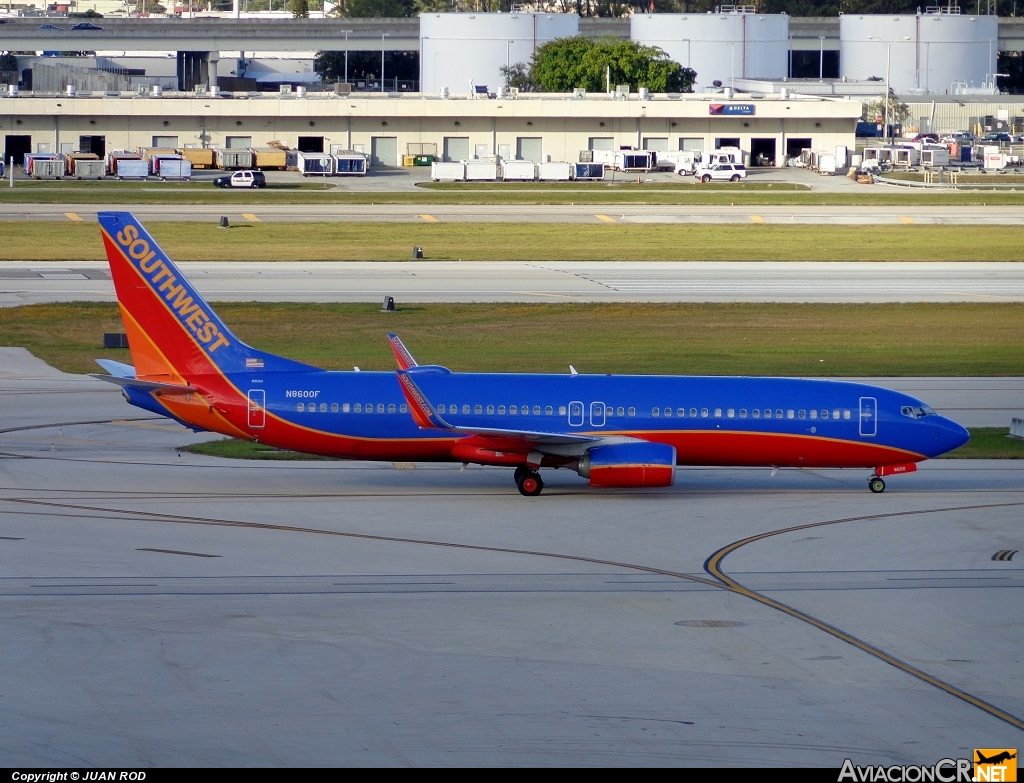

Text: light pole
xmin=342 ymin=29 xmax=352 ymax=85
xmin=381 ymin=32 xmax=389 ymax=93
xmin=869 ymin=35 xmax=910 ymax=145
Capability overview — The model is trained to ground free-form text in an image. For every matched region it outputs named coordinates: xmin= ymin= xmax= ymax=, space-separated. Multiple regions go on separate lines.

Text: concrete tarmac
xmin=1 ymin=349 xmax=1022 ymax=767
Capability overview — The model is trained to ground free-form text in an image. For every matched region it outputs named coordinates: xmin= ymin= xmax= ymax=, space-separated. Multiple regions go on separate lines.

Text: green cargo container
xmin=413 ymin=155 xmax=436 ymax=166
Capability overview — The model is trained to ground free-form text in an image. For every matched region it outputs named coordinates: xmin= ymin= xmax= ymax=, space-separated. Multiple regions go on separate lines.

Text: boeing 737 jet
xmin=94 ymin=212 xmax=969 ymax=496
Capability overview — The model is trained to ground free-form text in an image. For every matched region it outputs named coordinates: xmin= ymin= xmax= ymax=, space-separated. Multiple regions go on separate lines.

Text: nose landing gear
xmin=868 ymin=476 xmax=886 ymax=494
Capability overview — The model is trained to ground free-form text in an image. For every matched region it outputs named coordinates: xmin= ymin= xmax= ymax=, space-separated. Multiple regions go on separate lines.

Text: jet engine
xmin=577 ymin=442 xmax=677 ymax=488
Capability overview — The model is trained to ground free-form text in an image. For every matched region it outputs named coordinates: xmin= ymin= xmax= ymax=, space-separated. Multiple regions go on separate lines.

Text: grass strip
xmin=1 ymin=180 xmax=1023 ymax=206
xmin=2 ymin=221 xmax=1024 ymax=262
xmin=4 ymin=301 xmax=1023 ymax=377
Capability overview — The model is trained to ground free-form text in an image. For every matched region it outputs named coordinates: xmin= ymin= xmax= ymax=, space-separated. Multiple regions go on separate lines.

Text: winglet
xmin=387 ymin=333 xmax=419 ymax=370
xmin=396 ymin=368 xmax=453 ymax=430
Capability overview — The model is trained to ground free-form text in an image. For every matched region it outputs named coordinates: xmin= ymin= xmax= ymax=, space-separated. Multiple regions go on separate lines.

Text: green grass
xmin=5 ymin=301 xmax=1024 ymax=377
xmin=2 ymin=178 xmax=1024 ymax=206
xmin=181 ymin=428 xmax=1023 ymax=461
xmin=941 ymin=428 xmax=1024 ymax=459
xmin=4 ymin=221 xmax=1024 ymax=262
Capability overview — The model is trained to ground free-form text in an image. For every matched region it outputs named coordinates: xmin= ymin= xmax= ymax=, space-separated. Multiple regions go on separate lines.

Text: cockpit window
xmin=901 ymin=405 xmax=935 ymax=419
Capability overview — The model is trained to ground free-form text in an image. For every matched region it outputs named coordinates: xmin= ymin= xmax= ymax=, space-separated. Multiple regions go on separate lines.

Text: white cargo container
xmin=72 ymin=159 xmax=106 ymax=179
xmin=116 ymin=159 xmax=150 ymax=180
xmin=157 ymin=159 xmax=192 ymax=181
xmin=501 ymin=160 xmax=536 ymax=181
xmin=920 ymin=146 xmax=950 ymax=167
xmin=332 ymin=154 xmax=367 ymax=176
xmin=214 ymin=148 xmax=254 ymax=170
xmin=31 ymin=158 xmax=66 ymax=179
xmin=430 ymin=161 xmax=465 ymax=181
xmin=296 ymin=151 xmax=333 ymax=176
xmin=537 ymin=161 xmax=572 ymax=181
xmin=464 ymin=160 xmax=498 ymax=181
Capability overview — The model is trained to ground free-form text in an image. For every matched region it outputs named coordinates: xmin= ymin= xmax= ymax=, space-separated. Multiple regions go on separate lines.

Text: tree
xmin=289 ymin=0 xmax=309 ymax=17
xmin=863 ymin=93 xmax=910 ymax=126
xmin=337 ymin=0 xmax=415 ymax=17
xmin=522 ymin=37 xmax=695 ymax=94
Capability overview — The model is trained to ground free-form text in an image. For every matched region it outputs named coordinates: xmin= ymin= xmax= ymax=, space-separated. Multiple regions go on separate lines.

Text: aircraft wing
xmin=396 ymin=368 xmax=599 ymax=449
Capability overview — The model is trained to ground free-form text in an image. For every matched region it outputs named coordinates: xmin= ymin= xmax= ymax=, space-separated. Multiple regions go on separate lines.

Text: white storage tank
xmin=631 ymin=12 xmax=789 ymax=93
xmin=420 ymin=12 xmax=579 ymax=95
xmin=839 ymin=13 xmax=998 ymax=95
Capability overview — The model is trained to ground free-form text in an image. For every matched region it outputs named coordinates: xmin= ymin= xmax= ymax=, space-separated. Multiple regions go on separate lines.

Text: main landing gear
xmin=514 ymin=465 xmax=544 ymax=497
xmin=868 ymin=476 xmax=886 ymax=494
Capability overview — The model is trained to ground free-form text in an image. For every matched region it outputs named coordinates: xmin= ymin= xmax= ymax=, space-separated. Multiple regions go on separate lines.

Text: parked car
xmin=940 ymin=132 xmax=974 ymax=144
xmin=694 ymin=163 xmax=747 ymax=183
xmin=908 ymin=133 xmax=939 ymax=142
xmin=213 ymin=170 xmax=267 ymax=188
xmin=71 ymin=22 xmax=103 ymax=30
xmin=980 ymin=133 xmax=1013 ymax=144
xmin=37 ymin=24 xmax=65 ymax=30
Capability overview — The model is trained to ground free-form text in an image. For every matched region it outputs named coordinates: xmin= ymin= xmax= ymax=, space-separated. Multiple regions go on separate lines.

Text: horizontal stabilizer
xmin=91 ymin=373 xmax=198 ymax=395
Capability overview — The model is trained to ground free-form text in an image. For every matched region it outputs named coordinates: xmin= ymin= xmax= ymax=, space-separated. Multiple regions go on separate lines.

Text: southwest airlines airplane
xmin=94 ymin=211 xmax=969 ymax=496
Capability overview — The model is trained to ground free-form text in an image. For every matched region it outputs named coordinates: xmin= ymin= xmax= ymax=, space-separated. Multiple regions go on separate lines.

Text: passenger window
xmin=739 ymin=409 xmax=747 ymax=418
xmin=833 ymin=409 xmax=840 ymax=420
xmin=787 ymin=410 xmax=794 ymax=419
xmin=714 ymin=408 xmax=722 ymax=418
xmin=499 ymin=405 xmax=506 ymax=414
xmin=701 ymin=408 xmax=709 ymax=418
xmin=462 ymin=404 xmax=470 ymax=414
xmin=376 ymin=403 xmax=384 ymax=413
xmin=809 ymin=410 xmax=817 ymax=419
xmin=690 ymin=408 xmax=697 ymax=418
xmin=533 ymin=405 xmax=541 ymax=415
xmin=559 ymin=406 xmax=567 ymax=416
xmin=474 ymin=405 xmax=482 ymax=414
xmin=726 ymin=409 xmax=734 ymax=418
xmin=751 ymin=409 xmax=759 ymax=418
xmin=764 ymin=410 xmax=772 ymax=419
xmin=320 ymin=403 xmax=327 ymax=412
xmin=775 ymin=409 xmax=783 ymax=419
xmin=297 ymin=403 xmax=305 ymax=412
xmin=821 ymin=410 xmax=829 ymax=419
xmin=400 ymin=405 xmax=408 ymax=413
xmin=343 ymin=403 xmax=350 ymax=413
xmin=438 ymin=404 xmax=446 ymax=413
xmin=664 ymin=408 xmax=672 ymax=417
xmin=844 ymin=410 xmax=851 ymax=420
xmin=388 ymin=404 xmax=396 ymax=413
xmin=677 ymin=408 xmax=686 ymax=417
xmin=545 ymin=406 xmax=552 ymax=415
xmin=487 ymin=405 xmax=494 ymax=414
xmin=510 ymin=405 xmax=517 ymax=414
xmin=628 ymin=407 xmax=636 ymax=416
xmin=798 ymin=410 xmax=805 ymax=419
xmin=652 ymin=408 xmax=660 ymax=417
xmin=354 ymin=403 xmax=361 ymax=412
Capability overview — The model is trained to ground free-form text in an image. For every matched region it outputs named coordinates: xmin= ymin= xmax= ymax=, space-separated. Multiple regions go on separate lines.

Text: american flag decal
xmin=245 ymin=357 xmax=264 ymax=369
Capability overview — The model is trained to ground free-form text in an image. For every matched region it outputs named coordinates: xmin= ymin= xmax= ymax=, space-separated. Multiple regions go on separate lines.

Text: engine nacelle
xmin=578 ymin=442 xmax=677 ymax=488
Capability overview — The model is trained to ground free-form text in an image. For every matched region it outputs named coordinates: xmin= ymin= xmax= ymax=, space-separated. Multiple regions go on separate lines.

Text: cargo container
xmin=116 ymin=158 xmax=150 ymax=180
xmin=24 ymin=153 xmax=58 ymax=175
xmin=589 ymin=148 xmax=654 ymax=172
xmin=32 ymin=158 xmax=66 ymax=179
xmin=107 ymin=153 xmax=142 ymax=176
xmin=149 ymin=154 xmax=182 ymax=175
xmin=430 ymin=161 xmax=465 ymax=181
xmin=501 ymin=160 xmax=536 ymax=181
xmin=464 ymin=160 xmax=497 ymax=181
xmin=139 ymin=147 xmax=178 ymax=163
xmin=157 ymin=159 xmax=192 ymax=180
xmin=72 ymin=159 xmax=106 ymax=180
xmin=251 ymin=148 xmax=288 ymax=170
xmin=65 ymin=152 xmax=100 ymax=176
xmin=296 ymin=151 xmax=333 ymax=176
xmin=214 ymin=148 xmax=254 ymax=170
xmin=537 ymin=161 xmax=573 ymax=181
xmin=333 ymin=154 xmax=366 ymax=176
xmin=178 ymin=148 xmax=216 ymax=169
xmin=572 ymin=162 xmax=605 ymax=180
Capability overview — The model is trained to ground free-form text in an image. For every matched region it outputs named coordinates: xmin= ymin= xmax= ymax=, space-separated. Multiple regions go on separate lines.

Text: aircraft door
xmin=568 ymin=401 xmax=584 ymax=427
xmin=859 ymin=396 xmax=877 ymax=437
xmin=590 ymin=401 xmax=606 ymax=427
xmin=247 ymin=389 xmax=266 ymax=429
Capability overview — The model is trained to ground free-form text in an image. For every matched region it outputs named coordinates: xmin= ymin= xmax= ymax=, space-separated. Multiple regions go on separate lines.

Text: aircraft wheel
xmin=516 ymin=470 xmax=544 ymax=497
xmin=513 ymin=465 xmax=530 ymax=483
xmin=868 ymin=477 xmax=886 ymax=494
